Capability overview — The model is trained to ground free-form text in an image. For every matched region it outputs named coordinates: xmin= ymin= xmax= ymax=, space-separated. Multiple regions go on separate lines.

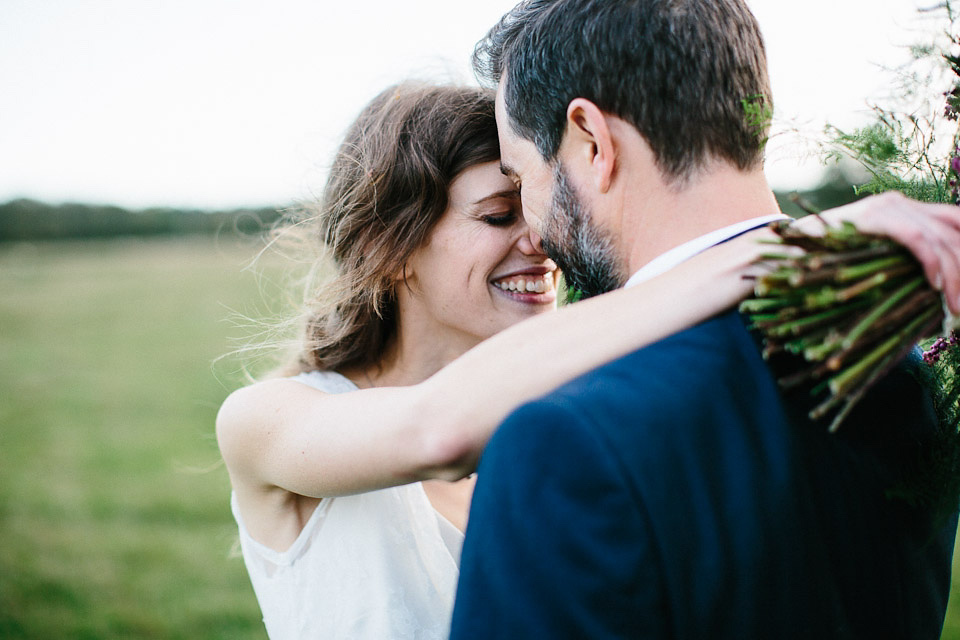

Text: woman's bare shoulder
xmin=216 ymin=379 xmax=330 ymax=474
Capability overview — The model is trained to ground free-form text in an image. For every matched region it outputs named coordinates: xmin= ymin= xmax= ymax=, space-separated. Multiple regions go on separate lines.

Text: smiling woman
xmin=403 ymin=160 xmax=558 ymax=348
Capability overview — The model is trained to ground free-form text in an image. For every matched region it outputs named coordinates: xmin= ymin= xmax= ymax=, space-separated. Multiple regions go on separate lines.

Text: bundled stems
xmin=741 ymin=220 xmax=946 ymax=431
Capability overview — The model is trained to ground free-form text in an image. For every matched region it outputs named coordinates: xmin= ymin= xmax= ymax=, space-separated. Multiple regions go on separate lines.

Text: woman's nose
xmin=516 ymin=225 xmax=546 ymax=256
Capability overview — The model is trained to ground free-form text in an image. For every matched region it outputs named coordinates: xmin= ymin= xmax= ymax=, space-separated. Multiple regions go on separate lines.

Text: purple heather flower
xmin=923 ymin=335 xmax=959 ymax=365
xmin=951 ymin=155 xmax=960 ymax=174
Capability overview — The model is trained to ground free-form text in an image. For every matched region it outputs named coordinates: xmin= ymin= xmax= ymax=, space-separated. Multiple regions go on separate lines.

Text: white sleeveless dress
xmin=231 ymin=370 xmax=464 ymax=639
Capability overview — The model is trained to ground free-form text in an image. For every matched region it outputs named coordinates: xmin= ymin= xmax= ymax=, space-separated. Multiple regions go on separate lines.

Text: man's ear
xmin=562 ymin=98 xmax=616 ymax=193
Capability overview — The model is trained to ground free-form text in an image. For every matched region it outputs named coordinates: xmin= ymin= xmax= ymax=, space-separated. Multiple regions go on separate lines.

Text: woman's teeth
xmin=493 ymin=273 xmax=555 ymax=294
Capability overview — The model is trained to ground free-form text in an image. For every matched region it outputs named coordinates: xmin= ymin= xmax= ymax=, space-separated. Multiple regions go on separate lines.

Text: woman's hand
xmin=794 ymin=192 xmax=960 ymax=314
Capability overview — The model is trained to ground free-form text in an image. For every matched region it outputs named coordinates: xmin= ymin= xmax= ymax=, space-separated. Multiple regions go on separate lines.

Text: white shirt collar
xmin=624 ymin=214 xmax=788 ymax=288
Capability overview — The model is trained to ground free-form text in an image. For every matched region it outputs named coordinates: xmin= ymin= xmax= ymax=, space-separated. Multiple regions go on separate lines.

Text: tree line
xmin=0 ymin=173 xmax=862 ymax=243
xmin=0 ymin=199 xmax=284 ymax=242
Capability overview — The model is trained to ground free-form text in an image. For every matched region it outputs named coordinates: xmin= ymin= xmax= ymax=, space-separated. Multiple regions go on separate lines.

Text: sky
xmin=0 ymin=0 xmax=944 ymax=210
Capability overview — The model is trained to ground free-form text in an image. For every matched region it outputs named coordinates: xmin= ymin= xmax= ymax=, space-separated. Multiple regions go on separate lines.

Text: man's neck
xmin=619 ymin=163 xmax=780 ymax=275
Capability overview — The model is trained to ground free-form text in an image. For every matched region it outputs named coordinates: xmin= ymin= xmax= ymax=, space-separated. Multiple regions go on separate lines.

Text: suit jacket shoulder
xmin=532 ymin=310 xmax=789 ymax=479
xmin=452 ymin=309 xmax=955 ymax=640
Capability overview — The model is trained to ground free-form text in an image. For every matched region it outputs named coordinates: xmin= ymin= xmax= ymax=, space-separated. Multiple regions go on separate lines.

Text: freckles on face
xmin=407 ymin=160 xmax=525 ymax=298
xmin=402 ymin=160 xmax=559 ymax=343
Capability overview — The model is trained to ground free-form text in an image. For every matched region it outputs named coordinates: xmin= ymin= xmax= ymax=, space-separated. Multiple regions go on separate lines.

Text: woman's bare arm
xmin=217 ymin=194 xmax=960 ymax=498
xmin=216 ymin=229 xmax=762 ymax=498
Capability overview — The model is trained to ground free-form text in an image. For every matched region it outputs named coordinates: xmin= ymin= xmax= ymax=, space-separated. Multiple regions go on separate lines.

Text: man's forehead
xmin=493 ymin=84 xmax=521 ymax=141
xmin=493 ymin=91 xmax=519 ymax=178
xmin=496 ymin=137 xmax=522 ymax=182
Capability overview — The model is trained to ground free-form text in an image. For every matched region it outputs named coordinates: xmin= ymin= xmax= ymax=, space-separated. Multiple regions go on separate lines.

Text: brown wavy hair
xmin=274 ymin=83 xmax=500 ymax=375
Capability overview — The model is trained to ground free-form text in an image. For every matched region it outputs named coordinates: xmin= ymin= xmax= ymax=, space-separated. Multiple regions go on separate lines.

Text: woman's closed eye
xmin=481 ymin=212 xmax=518 ymax=227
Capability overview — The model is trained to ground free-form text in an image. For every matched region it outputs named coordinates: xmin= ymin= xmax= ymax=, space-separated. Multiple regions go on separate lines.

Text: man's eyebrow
xmin=472 ymin=189 xmax=521 ymax=207
xmin=499 ymin=162 xmax=517 ymax=179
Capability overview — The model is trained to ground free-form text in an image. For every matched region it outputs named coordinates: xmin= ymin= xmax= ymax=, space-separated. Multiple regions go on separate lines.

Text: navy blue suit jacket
xmin=451 ymin=310 xmax=956 ymax=639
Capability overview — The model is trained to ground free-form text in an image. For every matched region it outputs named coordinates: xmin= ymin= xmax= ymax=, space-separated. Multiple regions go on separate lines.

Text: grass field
xmin=1 ymin=236 xmax=960 ymax=639
xmin=0 ymin=237 xmax=280 ymax=639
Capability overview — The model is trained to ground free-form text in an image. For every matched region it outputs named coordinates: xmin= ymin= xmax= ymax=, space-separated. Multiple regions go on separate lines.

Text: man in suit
xmin=450 ymin=0 xmax=959 ymax=637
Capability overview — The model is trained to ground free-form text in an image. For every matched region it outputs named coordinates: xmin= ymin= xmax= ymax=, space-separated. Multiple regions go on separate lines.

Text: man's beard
xmin=539 ymin=163 xmax=624 ymax=299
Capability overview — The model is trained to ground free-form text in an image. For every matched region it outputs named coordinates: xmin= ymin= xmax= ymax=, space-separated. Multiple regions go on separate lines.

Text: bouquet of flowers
xmin=741 ymin=218 xmax=948 ymax=433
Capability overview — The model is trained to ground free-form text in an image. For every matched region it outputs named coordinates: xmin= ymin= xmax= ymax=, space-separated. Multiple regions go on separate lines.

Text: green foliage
xmin=561 ymin=275 xmax=583 ymax=305
xmin=833 ymin=122 xmax=905 ymax=165
xmin=741 ymin=93 xmax=773 ymax=149
xmin=825 ymin=120 xmax=951 ymax=203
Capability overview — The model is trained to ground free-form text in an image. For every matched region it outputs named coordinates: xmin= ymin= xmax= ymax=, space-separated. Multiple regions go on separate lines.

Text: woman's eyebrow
xmin=471 ymin=189 xmax=520 ymax=207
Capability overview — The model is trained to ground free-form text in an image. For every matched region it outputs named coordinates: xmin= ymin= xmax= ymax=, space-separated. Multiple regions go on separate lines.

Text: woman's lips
xmin=491 ymin=272 xmax=555 ymax=293
xmin=490 ymin=270 xmax=558 ymax=302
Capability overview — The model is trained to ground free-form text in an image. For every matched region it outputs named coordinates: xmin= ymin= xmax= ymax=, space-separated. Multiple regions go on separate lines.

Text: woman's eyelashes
xmin=481 ymin=212 xmax=518 ymax=227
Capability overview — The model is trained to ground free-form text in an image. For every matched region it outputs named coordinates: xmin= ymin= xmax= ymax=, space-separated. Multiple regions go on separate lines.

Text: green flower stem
xmin=828 ymin=305 xmax=940 ymax=396
xmin=787 ymin=327 xmax=836 ymax=356
xmin=804 ymin=276 xmax=888 ymax=308
xmin=788 ymin=265 xmax=846 ymax=287
xmin=804 ymin=332 xmax=847 ymax=362
xmin=739 ymin=297 xmax=800 ymax=313
xmin=758 ymin=252 xmax=803 ymax=262
xmin=747 ymin=313 xmax=787 ymax=326
xmin=778 ymin=360 xmax=834 ymax=391
xmin=834 ymin=266 xmax=917 ymax=303
xmin=851 ymin=289 xmax=940 ymax=345
xmin=762 ymin=342 xmax=785 ymax=359
xmin=754 ymin=275 xmax=797 ymax=297
xmin=805 ymin=244 xmax=902 ymax=269
xmin=765 ymin=302 xmax=870 ymax=338
xmin=835 ymin=255 xmax=911 ymax=282
xmin=840 ymin=276 xmax=926 ymax=350
xmin=809 ymin=382 xmax=853 ymax=421
xmin=819 ymin=310 xmax=945 ymax=433
xmin=822 ymin=292 xmax=941 ymax=372
xmin=778 ymin=251 xmax=905 ymax=288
